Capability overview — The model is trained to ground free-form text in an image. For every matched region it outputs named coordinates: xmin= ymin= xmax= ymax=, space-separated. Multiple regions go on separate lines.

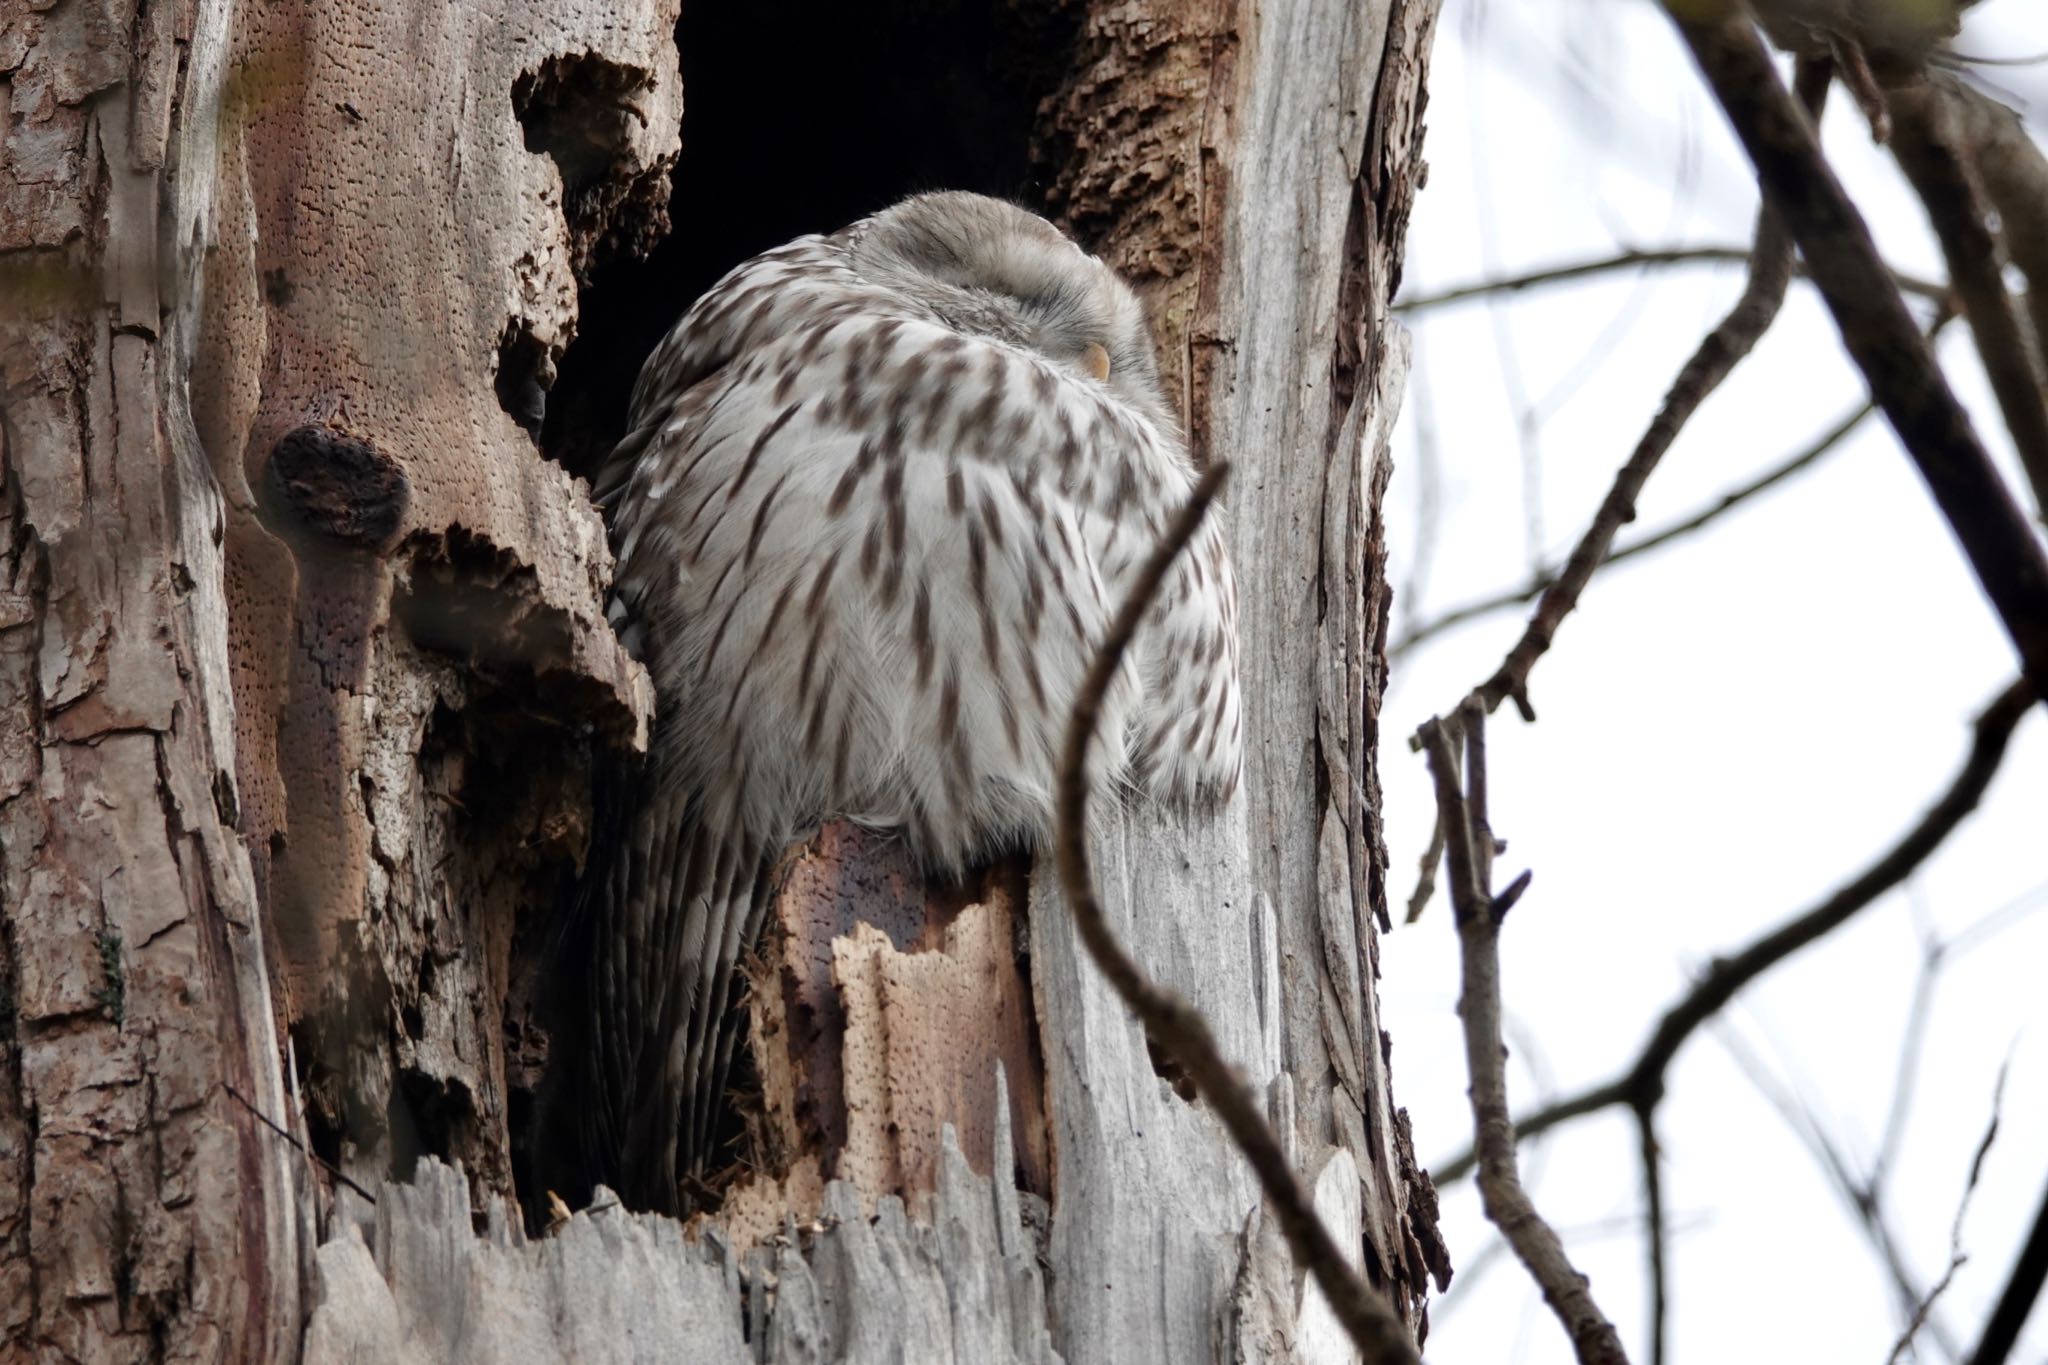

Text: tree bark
xmin=0 ymin=0 xmax=1445 ymax=1358
xmin=2 ymin=0 xmax=670 ymax=1356
xmin=2 ymin=3 xmax=305 ymax=1356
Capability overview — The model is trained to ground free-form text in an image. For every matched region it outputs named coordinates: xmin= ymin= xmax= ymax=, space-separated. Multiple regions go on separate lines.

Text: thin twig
xmin=1396 ymin=246 xmax=1947 ymax=312
xmin=1404 ymin=344 xmax=1447 ymax=620
xmin=224 ymin=1081 xmax=378 ymax=1204
xmin=1889 ymin=82 xmax=2048 ymax=525
xmin=1441 ymin=1209 xmax=1712 ymax=1325
xmin=1710 ymin=1025 xmax=1959 ymax=1358
xmin=1397 ymin=295 xmax=1959 ymax=659
xmin=1667 ymin=8 xmax=2048 ymax=702
xmin=1637 ymin=1103 xmax=1669 ymax=1365
xmin=1891 ymin=1257 xmax=1964 ymax=1364
xmin=1888 ymin=1059 xmax=2008 ymax=1364
xmin=1420 ymin=708 xmax=1628 ymax=1365
xmin=1433 ymin=678 xmax=2036 ymax=1186
xmin=1947 ymin=878 xmax=2048 ymax=957
xmin=1405 ymin=810 xmax=1447 ymax=924
xmin=1052 ymin=463 xmax=1418 ymax=1365
xmin=1871 ymin=943 xmax=1940 ymax=1195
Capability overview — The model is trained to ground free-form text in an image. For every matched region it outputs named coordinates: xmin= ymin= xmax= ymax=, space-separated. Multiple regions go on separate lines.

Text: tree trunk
xmin=0 ymin=0 xmax=1446 ymax=1359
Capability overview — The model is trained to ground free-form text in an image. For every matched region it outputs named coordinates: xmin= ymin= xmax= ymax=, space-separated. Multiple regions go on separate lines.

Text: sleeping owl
xmin=571 ymin=191 xmax=1241 ymax=1212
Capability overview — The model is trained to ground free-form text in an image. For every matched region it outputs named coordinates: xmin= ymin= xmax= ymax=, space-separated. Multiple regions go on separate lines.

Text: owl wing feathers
xmin=1133 ymin=518 xmax=1243 ymax=805
xmin=578 ymin=231 xmax=1242 ymax=1204
xmin=574 ymin=772 xmax=774 ymax=1205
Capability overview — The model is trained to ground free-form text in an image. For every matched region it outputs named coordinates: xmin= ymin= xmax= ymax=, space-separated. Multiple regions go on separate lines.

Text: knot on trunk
xmin=266 ymin=425 xmax=410 ymax=551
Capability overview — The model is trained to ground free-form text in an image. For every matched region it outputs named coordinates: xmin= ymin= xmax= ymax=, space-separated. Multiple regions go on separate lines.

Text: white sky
xmin=1378 ymin=2 xmax=2048 ymax=1361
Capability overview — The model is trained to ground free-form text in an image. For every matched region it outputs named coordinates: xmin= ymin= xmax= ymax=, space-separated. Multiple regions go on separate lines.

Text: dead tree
xmin=0 ymin=0 xmax=1446 ymax=1358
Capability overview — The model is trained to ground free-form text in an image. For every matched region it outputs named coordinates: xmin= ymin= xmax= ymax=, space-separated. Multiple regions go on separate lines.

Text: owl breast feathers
xmin=576 ymin=191 xmax=1241 ymax=1207
xmin=600 ymin=190 xmax=1241 ymax=863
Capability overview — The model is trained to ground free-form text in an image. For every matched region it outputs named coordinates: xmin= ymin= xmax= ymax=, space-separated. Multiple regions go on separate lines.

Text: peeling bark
xmin=2 ymin=1 xmax=304 ymax=1356
xmin=742 ymin=826 xmax=1051 ymax=1221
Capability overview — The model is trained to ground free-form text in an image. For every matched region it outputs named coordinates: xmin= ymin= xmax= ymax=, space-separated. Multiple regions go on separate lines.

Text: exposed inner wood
xmin=711 ymin=823 xmax=1050 ymax=1239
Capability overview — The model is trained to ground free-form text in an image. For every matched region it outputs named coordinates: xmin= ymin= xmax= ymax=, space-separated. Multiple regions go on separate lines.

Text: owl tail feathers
xmin=569 ymin=769 xmax=773 ymax=1217
xmin=672 ymin=812 xmax=775 ymax=1191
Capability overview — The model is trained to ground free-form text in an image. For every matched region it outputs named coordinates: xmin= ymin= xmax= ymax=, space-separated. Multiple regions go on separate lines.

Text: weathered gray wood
xmin=306 ymin=1163 xmax=745 ymax=1364
xmin=305 ymin=1134 xmax=1061 ymax=1365
xmin=1022 ymin=2 xmax=1446 ymax=1360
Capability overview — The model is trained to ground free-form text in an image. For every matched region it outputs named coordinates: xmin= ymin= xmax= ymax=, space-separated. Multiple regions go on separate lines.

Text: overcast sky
xmin=1378 ymin=2 xmax=2048 ymax=1360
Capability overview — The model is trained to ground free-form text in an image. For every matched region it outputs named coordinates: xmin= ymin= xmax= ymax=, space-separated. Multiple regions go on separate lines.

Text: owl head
xmin=847 ymin=191 xmax=1178 ymax=439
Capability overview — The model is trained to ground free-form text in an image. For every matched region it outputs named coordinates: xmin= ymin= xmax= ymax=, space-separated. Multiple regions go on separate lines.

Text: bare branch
xmin=1889 ymin=80 xmax=2048 ymax=521
xmin=1397 ymin=246 xmax=1947 ymax=312
xmin=1052 ymin=463 xmax=1418 ymax=1365
xmin=1637 ymin=1104 xmax=1669 ymax=1365
xmin=1888 ymin=1060 xmax=2007 ymax=1365
xmin=1712 ymin=1025 xmax=1960 ymax=1358
xmin=1464 ymin=56 xmax=1832 ymax=726
xmin=1666 ymin=7 xmax=2048 ymax=703
xmin=1405 ymin=60 xmax=1833 ymax=934
xmin=1970 ymin=1171 xmax=2048 ymax=1365
xmin=1934 ymin=79 xmax=2048 ymax=462
xmin=1434 ymin=678 xmax=2037 ymax=1186
xmin=1420 ymin=708 xmax=1629 ymax=1365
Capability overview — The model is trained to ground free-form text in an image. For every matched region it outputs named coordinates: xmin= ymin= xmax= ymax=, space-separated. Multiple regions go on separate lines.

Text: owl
xmin=572 ymin=191 xmax=1241 ymax=1213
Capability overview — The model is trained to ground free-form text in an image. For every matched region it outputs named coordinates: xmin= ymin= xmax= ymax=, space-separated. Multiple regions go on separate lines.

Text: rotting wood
xmin=716 ymin=823 xmax=1051 ymax=1235
xmin=189 ymin=0 xmax=671 ymax=1205
xmin=3 ymin=0 xmax=671 ymax=1354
